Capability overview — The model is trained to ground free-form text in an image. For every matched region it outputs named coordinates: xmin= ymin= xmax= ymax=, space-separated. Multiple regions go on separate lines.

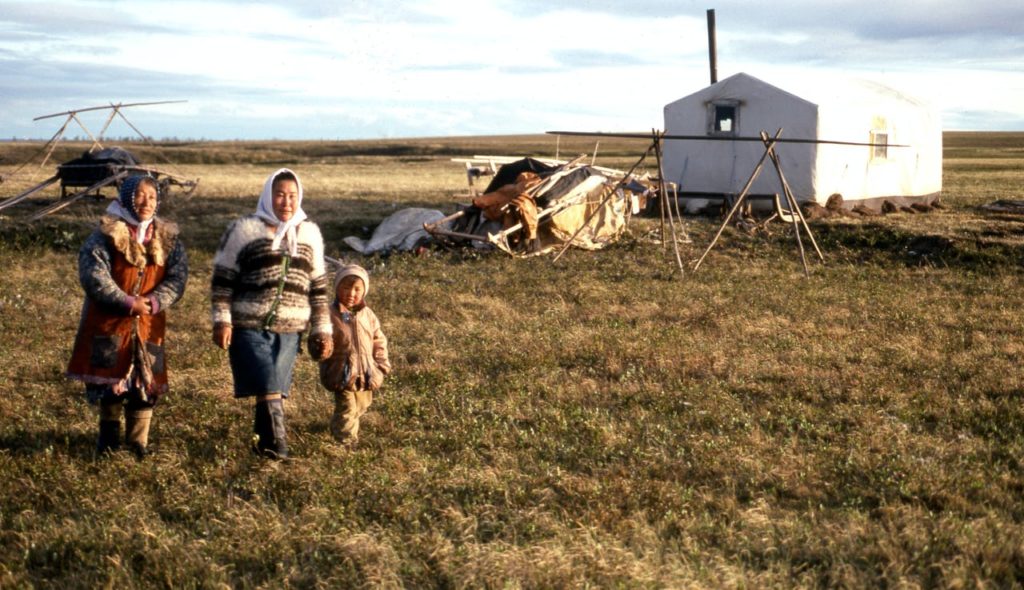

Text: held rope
xmin=262 ymin=255 xmax=292 ymax=330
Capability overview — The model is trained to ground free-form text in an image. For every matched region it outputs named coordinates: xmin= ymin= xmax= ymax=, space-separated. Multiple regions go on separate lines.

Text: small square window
xmin=708 ymin=102 xmax=739 ymax=136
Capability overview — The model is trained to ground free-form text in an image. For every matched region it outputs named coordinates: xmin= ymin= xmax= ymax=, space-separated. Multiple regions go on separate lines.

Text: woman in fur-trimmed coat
xmin=67 ymin=174 xmax=189 ymax=458
xmin=210 ymin=168 xmax=333 ymax=460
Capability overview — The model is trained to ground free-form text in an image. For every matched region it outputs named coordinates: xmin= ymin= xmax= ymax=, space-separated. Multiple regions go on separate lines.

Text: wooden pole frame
xmin=693 ymin=128 xmax=825 ymax=276
xmin=651 ymin=130 xmax=687 ymax=278
xmin=0 ymin=175 xmax=60 ymax=212
xmin=430 ymin=145 xmax=689 ymax=268
xmin=38 ymin=118 xmax=72 ymax=175
xmin=27 ymin=171 xmax=128 ymax=221
xmin=69 ymin=113 xmax=103 ymax=152
xmin=693 ymin=129 xmax=781 ymax=272
xmin=1 ymin=101 xmax=198 ymax=220
xmin=760 ymin=130 xmax=824 ymax=263
xmin=548 ymin=129 xmax=906 ymax=148
xmin=551 ymin=141 xmax=657 ymax=263
xmin=114 ymin=107 xmax=187 ymax=177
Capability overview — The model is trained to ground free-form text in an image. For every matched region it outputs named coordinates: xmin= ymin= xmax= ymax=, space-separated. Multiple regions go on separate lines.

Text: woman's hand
xmin=129 ymin=297 xmax=152 ymax=316
xmin=308 ymin=333 xmax=333 ymax=361
xmin=213 ymin=323 xmax=232 ymax=350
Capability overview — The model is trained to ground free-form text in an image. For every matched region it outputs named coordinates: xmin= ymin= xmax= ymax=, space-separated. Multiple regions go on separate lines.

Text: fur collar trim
xmin=99 ymin=214 xmax=179 ymax=268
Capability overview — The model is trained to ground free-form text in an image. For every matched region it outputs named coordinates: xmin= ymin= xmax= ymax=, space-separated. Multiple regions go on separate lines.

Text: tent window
xmin=707 ymin=101 xmax=739 ymax=136
xmin=871 ymin=131 xmax=888 ymax=159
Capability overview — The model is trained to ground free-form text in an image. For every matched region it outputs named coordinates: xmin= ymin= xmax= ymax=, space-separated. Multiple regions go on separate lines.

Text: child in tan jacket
xmin=319 ymin=264 xmax=391 ymax=445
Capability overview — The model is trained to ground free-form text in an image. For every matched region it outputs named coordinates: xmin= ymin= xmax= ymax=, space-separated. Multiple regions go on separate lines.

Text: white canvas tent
xmin=662 ymin=72 xmax=942 ymax=212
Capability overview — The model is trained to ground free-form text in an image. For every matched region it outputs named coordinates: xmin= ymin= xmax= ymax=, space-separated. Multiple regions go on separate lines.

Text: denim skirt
xmin=228 ymin=329 xmax=300 ymax=398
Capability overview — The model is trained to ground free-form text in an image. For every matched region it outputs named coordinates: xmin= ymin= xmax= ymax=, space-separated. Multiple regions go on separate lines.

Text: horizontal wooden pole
xmin=547 ymin=130 xmax=909 ymax=148
xmin=34 ymin=100 xmax=188 ymax=121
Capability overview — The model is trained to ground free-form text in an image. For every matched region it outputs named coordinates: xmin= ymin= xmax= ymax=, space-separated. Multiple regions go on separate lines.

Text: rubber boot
xmin=253 ymin=400 xmax=273 ymax=456
xmin=97 ymin=402 xmax=122 ymax=455
xmin=97 ymin=420 xmax=121 ymax=455
xmin=254 ymin=396 xmax=288 ymax=460
xmin=266 ymin=397 xmax=290 ymax=460
xmin=125 ymin=408 xmax=153 ymax=460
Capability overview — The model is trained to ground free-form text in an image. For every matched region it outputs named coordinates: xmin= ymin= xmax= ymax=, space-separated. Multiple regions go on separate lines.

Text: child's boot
xmin=96 ymin=402 xmax=122 ymax=455
xmin=331 ymin=391 xmax=359 ymax=446
xmin=125 ymin=408 xmax=153 ymax=459
xmin=329 ymin=394 xmax=344 ymax=442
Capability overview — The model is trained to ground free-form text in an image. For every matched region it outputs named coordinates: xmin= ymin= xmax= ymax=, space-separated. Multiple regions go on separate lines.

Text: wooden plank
xmin=27 ymin=171 xmax=127 ymax=222
xmin=424 ymin=227 xmax=491 ymax=243
xmin=0 ymin=175 xmax=60 ymax=212
xmin=422 ymin=210 xmax=465 ymax=233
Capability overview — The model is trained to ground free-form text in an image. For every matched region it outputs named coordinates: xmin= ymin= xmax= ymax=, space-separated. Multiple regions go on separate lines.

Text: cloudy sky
xmin=1 ymin=0 xmax=1021 ymax=140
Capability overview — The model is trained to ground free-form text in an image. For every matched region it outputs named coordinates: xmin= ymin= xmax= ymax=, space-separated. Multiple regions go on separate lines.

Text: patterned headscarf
xmin=255 ymin=168 xmax=307 ymax=256
xmin=105 ymin=175 xmax=158 ymax=244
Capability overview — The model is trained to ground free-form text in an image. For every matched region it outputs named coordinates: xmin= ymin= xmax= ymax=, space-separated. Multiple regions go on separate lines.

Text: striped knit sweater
xmin=211 ymin=215 xmax=332 ymax=334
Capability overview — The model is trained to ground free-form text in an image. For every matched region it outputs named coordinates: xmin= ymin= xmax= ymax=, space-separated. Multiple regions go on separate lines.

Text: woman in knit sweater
xmin=211 ymin=168 xmax=333 ymax=459
xmin=67 ymin=174 xmax=189 ymax=458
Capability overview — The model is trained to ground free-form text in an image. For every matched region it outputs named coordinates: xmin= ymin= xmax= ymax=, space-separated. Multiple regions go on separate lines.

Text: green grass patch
xmin=0 ymin=132 xmax=1023 ymax=587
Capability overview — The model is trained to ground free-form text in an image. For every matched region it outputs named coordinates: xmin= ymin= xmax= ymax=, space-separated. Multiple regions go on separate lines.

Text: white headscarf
xmin=255 ymin=168 xmax=308 ymax=256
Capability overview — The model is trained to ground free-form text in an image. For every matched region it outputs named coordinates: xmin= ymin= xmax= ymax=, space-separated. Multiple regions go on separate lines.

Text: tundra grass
xmin=0 ymin=133 xmax=1022 ymax=588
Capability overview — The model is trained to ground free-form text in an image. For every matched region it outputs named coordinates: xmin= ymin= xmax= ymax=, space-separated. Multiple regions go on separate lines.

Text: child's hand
xmin=368 ymin=367 xmax=384 ymax=390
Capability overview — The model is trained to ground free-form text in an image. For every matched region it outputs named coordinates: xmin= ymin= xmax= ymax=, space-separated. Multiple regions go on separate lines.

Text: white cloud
xmin=0 ymin=0 xmax=1021 ymax=138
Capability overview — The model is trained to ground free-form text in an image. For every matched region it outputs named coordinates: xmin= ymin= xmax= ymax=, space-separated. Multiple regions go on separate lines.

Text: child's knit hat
xmin=334 ymin=264 xmax=370 ymax=296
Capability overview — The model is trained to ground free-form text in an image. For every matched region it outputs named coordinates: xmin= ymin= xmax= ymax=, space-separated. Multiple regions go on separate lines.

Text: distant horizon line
xmin=2 ymin=129 xmax=1021 ymax=143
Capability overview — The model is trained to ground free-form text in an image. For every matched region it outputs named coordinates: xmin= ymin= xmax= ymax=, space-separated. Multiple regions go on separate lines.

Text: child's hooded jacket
xmin=320 ymin=265 xmax=391 ymax=392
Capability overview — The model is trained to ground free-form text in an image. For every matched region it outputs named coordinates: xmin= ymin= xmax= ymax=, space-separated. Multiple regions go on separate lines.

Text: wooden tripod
xmin=552 ymin=131 xmax=690 ymax=278
xmin=692 ymin=128 xmax=824 ymax=276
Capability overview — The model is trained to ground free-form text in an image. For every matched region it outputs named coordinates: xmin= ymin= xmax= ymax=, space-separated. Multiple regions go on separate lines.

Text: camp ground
xmin=429 ymin=155 xmax=661 ymax=256
xmin=0 ymin=101 xmax=199 ymax=221
xmin=342 ymin=153 xmax=683 ymax=261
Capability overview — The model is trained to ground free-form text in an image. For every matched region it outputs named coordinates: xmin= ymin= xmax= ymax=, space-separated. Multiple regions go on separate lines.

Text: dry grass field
xmin=0 ymin=132 xmax=1022 ymax=587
